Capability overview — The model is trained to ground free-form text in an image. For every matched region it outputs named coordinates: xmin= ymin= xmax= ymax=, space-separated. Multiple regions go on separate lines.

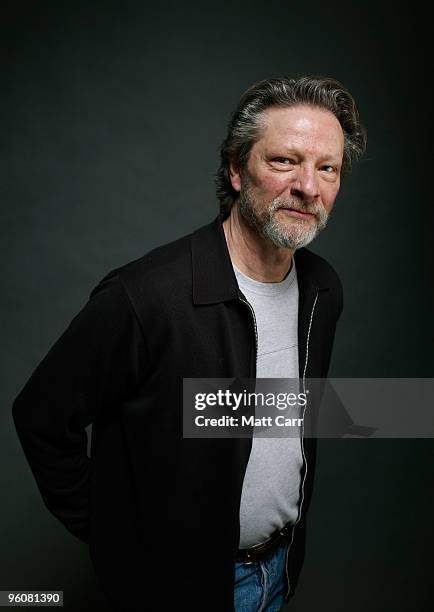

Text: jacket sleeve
xmin=12 ymin=272 xmax=148 ymax=543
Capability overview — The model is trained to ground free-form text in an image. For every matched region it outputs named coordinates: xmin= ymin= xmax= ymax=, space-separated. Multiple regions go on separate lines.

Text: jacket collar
xmin=191 ymin=214 xmax=240 ymax=305
xmin=191 ymin=213 xmax=330 ymax=306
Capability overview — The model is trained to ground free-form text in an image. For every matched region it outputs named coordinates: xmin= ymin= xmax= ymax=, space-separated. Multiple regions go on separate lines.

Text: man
xmin=12 ymin=76 xmax=366 ymax=611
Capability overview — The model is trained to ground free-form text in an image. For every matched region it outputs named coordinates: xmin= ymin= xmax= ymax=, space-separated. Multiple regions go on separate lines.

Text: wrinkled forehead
xmin=256 ymin=104 xmax=345 ymax=158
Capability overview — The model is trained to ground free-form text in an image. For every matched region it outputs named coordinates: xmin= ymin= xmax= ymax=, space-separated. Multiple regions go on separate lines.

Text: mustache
xmin=273 ymin=200 xmax=322 ymax=216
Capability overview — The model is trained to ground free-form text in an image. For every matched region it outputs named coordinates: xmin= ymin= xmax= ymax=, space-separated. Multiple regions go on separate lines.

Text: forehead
xmin=255 ymin=104 xmax=344 ymax=158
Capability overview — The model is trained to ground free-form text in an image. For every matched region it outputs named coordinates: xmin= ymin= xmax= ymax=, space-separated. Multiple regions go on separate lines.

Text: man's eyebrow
xmin=264 ymin=147 xmax=300 ymax=159
xmin=266 ymin=147 xmax=342 ymax=163
xmin=317 ymin=154 xmax=343 ymax=164
xmin=266 ymin=146 xmax=299 ymax=155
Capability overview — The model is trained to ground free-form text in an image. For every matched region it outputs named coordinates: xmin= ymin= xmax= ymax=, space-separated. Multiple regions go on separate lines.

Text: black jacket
xmin=12 ymin=213 xmax=343 ymax=611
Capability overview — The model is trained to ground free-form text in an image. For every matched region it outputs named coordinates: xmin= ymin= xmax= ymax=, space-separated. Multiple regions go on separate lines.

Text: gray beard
xmin=238 ymin=187 xmax=330 ymax=250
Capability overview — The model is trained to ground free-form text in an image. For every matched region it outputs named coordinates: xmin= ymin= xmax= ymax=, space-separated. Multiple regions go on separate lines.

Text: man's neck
xmin=222 ymin=204 xmax=294 ymax=283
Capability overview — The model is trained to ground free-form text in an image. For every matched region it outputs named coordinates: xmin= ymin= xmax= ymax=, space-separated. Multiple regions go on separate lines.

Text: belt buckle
xmin=244 ymin=551 xmax=255 ymax=566
xmin=241 ymin=535 xmax=273 ymax=565
xmin=239 ymin=525 xmax=292 ymax=565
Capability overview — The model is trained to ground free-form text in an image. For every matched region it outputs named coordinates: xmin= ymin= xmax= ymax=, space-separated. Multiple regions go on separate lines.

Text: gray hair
xmin=216 ymin=76 xmax=367 ymax=215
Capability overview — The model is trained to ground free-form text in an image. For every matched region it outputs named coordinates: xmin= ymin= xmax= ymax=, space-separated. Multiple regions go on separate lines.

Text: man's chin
xmin=264 ymin=223 xmax=319 ymax=250
xmin=276 ymin=218 xmax=318 ymax=237
xmin=275 ymin=211 xmax=317 ymax=227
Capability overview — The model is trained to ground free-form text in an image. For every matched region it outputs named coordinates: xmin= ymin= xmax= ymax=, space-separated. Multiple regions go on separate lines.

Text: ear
xmin=229 ymin=159 xmax=241 ymax=193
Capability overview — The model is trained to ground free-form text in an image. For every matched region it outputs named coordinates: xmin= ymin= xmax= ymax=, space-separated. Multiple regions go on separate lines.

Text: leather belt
xmin=236 ymin=523 xmax=294 ymax=564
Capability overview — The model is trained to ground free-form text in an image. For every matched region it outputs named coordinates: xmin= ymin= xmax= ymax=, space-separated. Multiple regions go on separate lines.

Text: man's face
xmin=229 ymin=104 xmax=345 ymax=250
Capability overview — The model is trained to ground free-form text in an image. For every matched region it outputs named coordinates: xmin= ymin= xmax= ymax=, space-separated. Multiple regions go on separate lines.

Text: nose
xmin=290 ymin=165 xmax=320 ymax=203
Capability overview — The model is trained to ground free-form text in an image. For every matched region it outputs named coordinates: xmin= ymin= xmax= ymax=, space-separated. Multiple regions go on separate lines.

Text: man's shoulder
xmin=94 ymin=226 xmax=194 ymax=294
xmin=296 ymin=247 xmax=344 ymax=321
xmin=295 ymin=247 xmax=342 ymax=290
xmin=120 ymin=229 xmax=193 ymax=286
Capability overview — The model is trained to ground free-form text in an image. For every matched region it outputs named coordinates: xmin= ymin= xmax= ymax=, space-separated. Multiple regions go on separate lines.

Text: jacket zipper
xmin=284 ymin=289 xmax=319 ymax=599
xmin=239 ymin=288 xmax=319 ymax=599
xmin=238 ymin=293 xmax=258 ymax=372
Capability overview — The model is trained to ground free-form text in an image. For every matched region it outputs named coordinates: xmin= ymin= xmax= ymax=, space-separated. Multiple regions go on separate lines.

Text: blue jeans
xmin=234 ymin=541 xmax=289 ymax=611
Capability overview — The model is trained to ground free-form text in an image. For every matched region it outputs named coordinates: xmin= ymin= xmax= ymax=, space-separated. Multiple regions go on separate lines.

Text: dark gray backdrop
xmin=2 ymin=2 xmax=433 ymax=611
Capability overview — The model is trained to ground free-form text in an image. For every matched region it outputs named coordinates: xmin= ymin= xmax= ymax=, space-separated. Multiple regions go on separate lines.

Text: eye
xmin=272 ymin=157 xmax=295 ymax=165
xmin=321 ymin=165 xmax=335 ymax=173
